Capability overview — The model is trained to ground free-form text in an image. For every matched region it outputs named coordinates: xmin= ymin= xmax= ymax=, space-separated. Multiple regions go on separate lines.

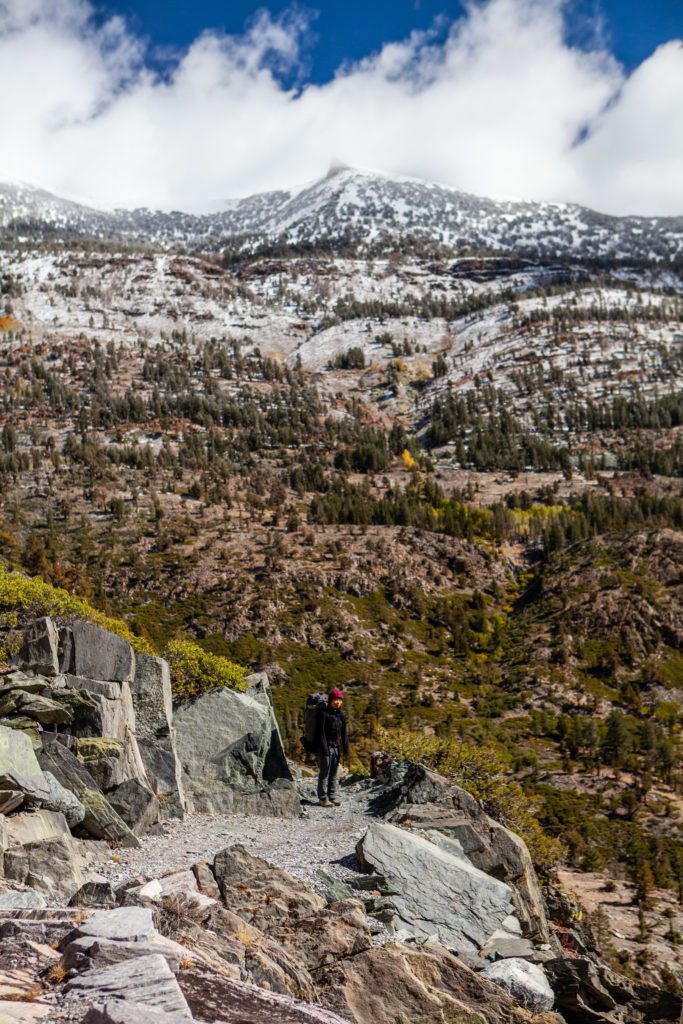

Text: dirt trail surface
xmin=101 ymin=779 xmax=377 ymax=895
xmin=0 ymin=781 xmax=379 ymax=1024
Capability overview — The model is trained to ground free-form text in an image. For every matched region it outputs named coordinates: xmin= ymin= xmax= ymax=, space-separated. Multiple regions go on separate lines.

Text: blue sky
xmin=1 ymin=0 xmax=682 ymax=214
xmin=100 ymin=0 xmax=682 ymax=77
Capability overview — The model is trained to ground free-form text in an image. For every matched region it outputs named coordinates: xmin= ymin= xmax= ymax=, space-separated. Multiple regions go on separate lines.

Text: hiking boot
xmin=318 ymin=799 xmax=333 ymax=807
xmin=330 ymin=798 xmax=341 ymax=806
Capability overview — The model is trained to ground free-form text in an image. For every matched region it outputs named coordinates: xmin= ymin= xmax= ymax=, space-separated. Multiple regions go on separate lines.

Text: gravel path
xmin=101 ymin=778 xmax=379 ymax=897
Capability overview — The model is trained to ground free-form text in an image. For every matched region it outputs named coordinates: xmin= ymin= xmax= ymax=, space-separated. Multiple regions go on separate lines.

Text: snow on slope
xmin=1 ymin=168 xmax=683 ymax=261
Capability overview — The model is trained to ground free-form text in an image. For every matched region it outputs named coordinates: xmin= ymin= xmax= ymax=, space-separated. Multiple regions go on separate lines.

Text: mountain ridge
xmin=2 ymin=167 xmax=683 ymax=261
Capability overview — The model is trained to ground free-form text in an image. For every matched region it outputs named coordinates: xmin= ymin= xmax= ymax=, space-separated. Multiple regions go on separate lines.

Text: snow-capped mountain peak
xmin=1 ymin=169 xmax=682 ymax=261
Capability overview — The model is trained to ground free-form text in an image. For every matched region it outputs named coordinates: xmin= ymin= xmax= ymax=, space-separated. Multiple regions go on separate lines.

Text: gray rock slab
xmin=71 ymin=621 xmax=135 ymax=683
xmin=0 ymin=789 xmax=24 ymax=814
xmin=481 ymin=933 xmax=537 ymax=960
xmin=108 ymin=778 xmax=160 ymax=835
xmin=481 ymin=958 xmax=555 ymax=1013
xmin=4 ymin=808 xmax=71 ymax=847
xmin=192 ymin=861 xmax=221 ymax=899
xmin=136 ymin=740 xmax=185 ymax=819
xmin=65 ymin=675 xmax=121 ymax=700
xmin=371 ymin=761 xmax=551 ymax=943
xmin=174 ymin=686 xmax=295 ymax=815
xmin=3 ymin=833 xmax=85 ymax=901
xmin=64 ymin=953 xmax=191 ymax=1017
xmin=0 ymin=906 xmax=87 ymax=947
xmin=72 ymin=906 xmax=157 ymax=941
xmin=0 ymin=724 xmax=51 ymax=801
xmin=130 ymin=655 xmax=186 ymax=820
xmin=502 ymin=915 xmax=523 ymax=935
xmin=82 ymin=754 xmax=126 ymax=792
xmin=370 ymin=761 xmax=483 ymax=820
xmin=0 ymin=890 xmax=47 ymax=909
xmin=41 ymin=770 xmax=85 ymax=827
xmin=316 ymin=870 xmax=354 ymax=903
xmin=62 ymin=932 xmax=189 ymax=973
xmin=156 ymin=869 xmax=198 ymax=896
xmin=84 ymin=1000 xmax=192 ymax=1024
xmin=0 ymin=906 xmax=84 ymax=923
xmin=425 ymin=829 xmax=468 ymax=861
xmin=245 ymin=672 xmax=291 ymax=782
xmin=38 ymin=742 xmax=140 ymax=848
xmin=0 ymin=671 xmax=49 ymax=695
xmin=19 ymin=617 xmax=60 ymax=676
xmin=69 ymin=880 xmax=117 ymax=908
xmin=129 ymin=655 xmax=173 ymax=738
xmin=179 ymin=964 xmax=356 ymax=1024
xmin=357 ymin=821 xmax=515 ymax=956
xmin=0 ymin=717 xmax=43 ymax=752
xmin=58 ymin=626 xmax=75 ymax=674
xmin=469 ymin=818 xmax=551 ymax=944
xmin=0 ymin=690 xmax=72 ymax=725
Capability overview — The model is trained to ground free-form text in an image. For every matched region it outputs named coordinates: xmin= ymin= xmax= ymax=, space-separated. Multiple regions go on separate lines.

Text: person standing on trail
xmin=316 ymin=689 xmax=349 ymax=807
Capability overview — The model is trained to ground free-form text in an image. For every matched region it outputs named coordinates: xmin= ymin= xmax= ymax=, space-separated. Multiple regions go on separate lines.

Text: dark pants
xmin=317 ymin=744 xmax=340 ymax=800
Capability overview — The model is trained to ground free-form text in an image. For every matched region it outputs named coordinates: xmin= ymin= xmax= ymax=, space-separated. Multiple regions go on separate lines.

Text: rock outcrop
xmin=356 ymin=820 xmax=516 ymax=956
xmin=369 ymin=760 xmax=551 ymax=943
xmin=66 ymin=621 xmax=136 ymax=683
xmin=0 ymin=812 xmax=679 ymax=1024
xmin=3 ymin=808 xmax=84 ymax=899
xmin=2 ymin=619 xmax=301 ymax=837
xmin=315 ymin=943 xmax=521 ymax=1024
xmin=18 ymin=616 xmax=60 ymax=677
xmin=44 ymin=845 xmax=551 ymax=1024
xmin=481 ymin=958 xmax=555 ymax=1013
xmin=38 ymin=741 xmax=140 ymax=848
xmin=174 ymin=672 xmax=299 ymax=816
xmin=0 ymin=723 xmax=51 ymax=811
xmin=0 ymin=616 xmax=300 ymax=924
xmin=129 ymin=654 xmax=186 ymax=818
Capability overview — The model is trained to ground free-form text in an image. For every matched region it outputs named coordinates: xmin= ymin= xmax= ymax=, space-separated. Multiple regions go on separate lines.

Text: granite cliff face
xmin=0 ymin=616 xmax=300 ymax=894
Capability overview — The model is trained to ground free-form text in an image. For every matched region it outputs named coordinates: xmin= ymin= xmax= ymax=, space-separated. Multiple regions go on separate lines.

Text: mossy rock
xmin=57 ymin=691 xmax=102 ymax=729
xmin=76 ymin=737 xmax=125 ymax=761
xmin=0 ymin=716 xmax=42 ymax=748
xmin=0 ymin=690 xmax=72 ymax=725
xmin=79 ymin=787 xmax=139 ymax=847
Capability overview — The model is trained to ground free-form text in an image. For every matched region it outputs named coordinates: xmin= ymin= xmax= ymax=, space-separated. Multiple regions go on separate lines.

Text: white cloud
xmin=576 ymin=41 xmax=683 ymax=215
xmin=0 ymin=0 xmax=681 ymax=215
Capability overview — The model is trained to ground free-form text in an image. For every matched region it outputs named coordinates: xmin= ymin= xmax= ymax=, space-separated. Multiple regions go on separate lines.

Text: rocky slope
xmin=2 ymin=617 xmax=683 ymax=1024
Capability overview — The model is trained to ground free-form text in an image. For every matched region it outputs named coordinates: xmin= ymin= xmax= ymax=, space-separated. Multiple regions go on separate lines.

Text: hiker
xmin=315 ymin=688 xmax=349 ymax=807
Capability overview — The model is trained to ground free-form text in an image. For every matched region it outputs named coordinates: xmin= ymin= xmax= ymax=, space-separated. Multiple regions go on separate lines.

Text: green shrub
xmin=0 ymin=564 xmax=153 ymax=660
xmin=377 ymin=726 xmax=564 ymax=873
xmin=165 ymin=638 xmax=247 ymax=701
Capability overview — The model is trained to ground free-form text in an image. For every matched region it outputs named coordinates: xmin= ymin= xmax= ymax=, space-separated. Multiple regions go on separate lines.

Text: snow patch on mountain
xmin=1 ymin=168 xmax=683 ymax=261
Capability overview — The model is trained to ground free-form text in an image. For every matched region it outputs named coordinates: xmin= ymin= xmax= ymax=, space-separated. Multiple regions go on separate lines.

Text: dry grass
xmin=45 ymin=962 xmax=68 ymax=986
xmin=1 ymin=986 xmax=44 ymax=1003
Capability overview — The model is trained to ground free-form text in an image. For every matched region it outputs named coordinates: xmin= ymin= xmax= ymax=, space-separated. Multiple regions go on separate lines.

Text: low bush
xmin=0 ymin=564 xmax=154 ymax=660
xmin=165 ymin=638 xmax=247 ymax=701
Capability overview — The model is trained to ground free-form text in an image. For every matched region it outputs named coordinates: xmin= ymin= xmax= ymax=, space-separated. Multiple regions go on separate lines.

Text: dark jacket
xmin=316 ymin=704 xmax=349 ymax=757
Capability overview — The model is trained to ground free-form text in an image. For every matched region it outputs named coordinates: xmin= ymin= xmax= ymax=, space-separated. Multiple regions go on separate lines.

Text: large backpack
xmin=301 ymin=692 xmax=328 ymax=754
